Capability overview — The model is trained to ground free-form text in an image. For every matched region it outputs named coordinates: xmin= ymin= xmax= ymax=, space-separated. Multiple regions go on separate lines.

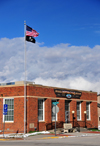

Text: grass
xmin=29 ymin=131 xmax=39 ymax=133
xmin=89 ymin=128 xmax=100 ymax=131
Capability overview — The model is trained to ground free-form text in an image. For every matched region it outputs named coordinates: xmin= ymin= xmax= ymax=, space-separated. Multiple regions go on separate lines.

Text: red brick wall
xmin=14 ymin=98 xmax=24 ymax=133
xmin=0 ymin=85 xmax=98 ymax=134
xmin=0 ymin=98 xmax=3 ymax=133
xmin=27 ymin=86 xmax=56 ymax=98
xmin=90 ymin=102 xmax=98 ymax=128
xmin=27 ymin=97 xmax=38 ymax=132
xmin=38 ymin=122 xmax=45 ymax=131
xmin=69 ymin=100 xmax=98 ymax=128
xmin=0 ymin=97 xmax=24 ymax=134
xmin=0 ymin=86 xmax=24 ymax=97
xmin=58 ymin=100 xmax=65 ymax=122
xmin=45 ymin=98 xmax=52 ymax=130
xmin=80 ymin=92 xmax=97 ymax=101
xmin=0 ymin=86 xmax=25 ymax=134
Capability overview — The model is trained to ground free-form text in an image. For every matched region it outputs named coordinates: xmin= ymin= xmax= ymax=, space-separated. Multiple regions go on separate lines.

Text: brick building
xmin=97 ymin=94 xmax=100 ymax=128
xmin=0 ymin=81 xmax=98 ymax=134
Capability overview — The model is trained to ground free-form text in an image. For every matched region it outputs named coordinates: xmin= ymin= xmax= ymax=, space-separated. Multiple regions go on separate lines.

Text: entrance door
xmin=65 ymin=100 xmax=70 ymax=123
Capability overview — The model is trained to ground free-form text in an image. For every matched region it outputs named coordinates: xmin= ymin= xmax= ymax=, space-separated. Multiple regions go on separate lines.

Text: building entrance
xmin=65 ymin=100 xmax=70 ymax=123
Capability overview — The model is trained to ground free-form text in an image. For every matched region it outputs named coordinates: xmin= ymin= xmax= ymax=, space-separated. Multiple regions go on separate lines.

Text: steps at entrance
xmin=76 ymin=127 xmax=88 ymax=132
xmin=48 ymin=127 xmax=88 ymax=134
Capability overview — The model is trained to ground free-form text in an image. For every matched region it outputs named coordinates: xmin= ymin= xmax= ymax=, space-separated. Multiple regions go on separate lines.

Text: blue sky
xmin=0 ymin=0 xmax=100 ymax=47
xmin=0 ymin=0 xmax=100 ymax=92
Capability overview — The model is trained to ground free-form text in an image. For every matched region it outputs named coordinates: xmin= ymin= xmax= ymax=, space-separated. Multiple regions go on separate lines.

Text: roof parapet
xmin=0 ymin=81 xmax=35 ymax=86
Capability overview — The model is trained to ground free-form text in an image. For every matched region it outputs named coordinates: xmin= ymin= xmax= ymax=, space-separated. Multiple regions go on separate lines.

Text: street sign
xmin=52 ymin=102 xmax=59 ymax=105
xmin=3 ymin=104 xmax=8 ymax=115
xmin=52 ymin=103 xmax=59 ymax=136
xmin=52 ymin=105 xmax=59 ymax=114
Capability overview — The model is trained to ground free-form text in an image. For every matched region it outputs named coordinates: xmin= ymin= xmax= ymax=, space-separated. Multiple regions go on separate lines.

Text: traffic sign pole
xmin=52 ymin=101 xmax=59 ymax=136
xmin=3 ymin=115 xmax=5 ymax=138
xmin=3 ymin=104 xmax=8 ymax=138
xmin=55 ymin=104 xmax=56 ymax=136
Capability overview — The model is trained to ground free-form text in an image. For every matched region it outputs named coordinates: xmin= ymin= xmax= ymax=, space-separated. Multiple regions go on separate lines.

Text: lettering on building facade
xmin=54 ymin=89 xmax=82 ymax=99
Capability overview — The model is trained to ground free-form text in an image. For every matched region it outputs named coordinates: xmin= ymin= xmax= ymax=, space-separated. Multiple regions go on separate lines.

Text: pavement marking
xmin=40 ymin=136 xmax=69 ymax=139
xmin=38 ymin=133 xmax=100 ymax=140
xmin=0 ymin=139 xmax=9 ymax=141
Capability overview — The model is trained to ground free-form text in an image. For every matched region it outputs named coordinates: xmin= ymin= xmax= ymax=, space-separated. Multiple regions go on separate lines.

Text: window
xmin=65 ymin=100 xmax=70 ymax=111
xmin=38 ymin=99 xmax=44 ymax=121
xmin=3 ymin=98 xmax=14 ymax=122
xmin=86 ymin=102 xmax=90 ymax=120
xmin=65 ymin=100 xmax=70 ymax=123
xmin=77 ymin=102 xmax=81 ymax=120
xmin=52 ymin=100 xmax=57 ymax=121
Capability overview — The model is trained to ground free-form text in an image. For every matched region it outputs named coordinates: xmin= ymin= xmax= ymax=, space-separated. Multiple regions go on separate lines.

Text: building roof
xmin=0 ymin=81 xmax=97 ymax=94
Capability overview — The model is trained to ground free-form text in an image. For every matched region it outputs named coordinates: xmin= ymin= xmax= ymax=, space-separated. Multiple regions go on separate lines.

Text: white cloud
xmin=0 ymin=37 xmax=100 ymax=93
xmin=34 ymin=77 xmax=99 ymax=93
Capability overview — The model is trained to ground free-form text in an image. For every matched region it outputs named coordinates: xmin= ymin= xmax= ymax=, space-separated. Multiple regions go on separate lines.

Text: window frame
xmin=52 ymin=100 xmax=58 ymax=121
xmin=38 ymin=99 xmax=45 ymax=121
xmin=86 ymin=102 xmax=91 ymax=120
xmin=3 ymin=98 xmax=14 ymax=122
xmin=65 ymin=100 xmax=70 ymax=111
xmin=77 ymin=101 xmax=81 ymax=121
xmin=65 ymin=100 xmax=70 ymax=123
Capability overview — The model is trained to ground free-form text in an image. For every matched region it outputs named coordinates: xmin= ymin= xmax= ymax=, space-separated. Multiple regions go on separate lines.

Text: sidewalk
xmin=0 ymin=130 xmax=100 ymax=141
xmin=25 ymin=132 xmax=100 ymax=140
xmin=24 ymin=130 xmax=100 ymax=140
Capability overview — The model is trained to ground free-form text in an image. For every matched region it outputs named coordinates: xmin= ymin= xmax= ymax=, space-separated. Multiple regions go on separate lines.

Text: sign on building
xmin=54 ymin=89 xmax=81 ymax=99
xmin=3 ymin=104 xmax=8 ymax=115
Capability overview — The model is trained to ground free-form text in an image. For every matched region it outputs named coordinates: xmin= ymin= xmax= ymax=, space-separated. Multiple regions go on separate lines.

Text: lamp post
xmin=72 ymin=111 xmax=75 ymax=128
xmin=84 ymin=111 xmax=87 ymax=128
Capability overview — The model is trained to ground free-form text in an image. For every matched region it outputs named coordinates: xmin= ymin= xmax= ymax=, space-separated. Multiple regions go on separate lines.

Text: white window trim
xmin=3 ymin=98 xmax=14 ymax=122
xmin=38 ymin=99 xmax=45 ymax=122
xmin=52 ymin=100 xmax=58 ymax=121
xmin=86 ymin=102 xmax=91 ymax=120
xmin=77 ymin=102 xmax=81 ymax=121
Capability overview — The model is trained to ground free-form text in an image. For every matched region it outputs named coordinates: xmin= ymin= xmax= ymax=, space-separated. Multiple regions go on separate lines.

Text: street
xmin=0 ymin=135 xmax=100 ymax=146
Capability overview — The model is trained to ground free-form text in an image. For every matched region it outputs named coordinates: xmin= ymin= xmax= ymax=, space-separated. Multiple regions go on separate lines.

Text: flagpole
xmin=23 ymin=23 xmax=38 ymax=134
xmin=24 ymin=21 xmax=27 ymax=134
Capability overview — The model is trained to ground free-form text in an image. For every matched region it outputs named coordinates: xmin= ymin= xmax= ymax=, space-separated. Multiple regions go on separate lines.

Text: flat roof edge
xmin=0 ymin=81 xmax=97 ymax=94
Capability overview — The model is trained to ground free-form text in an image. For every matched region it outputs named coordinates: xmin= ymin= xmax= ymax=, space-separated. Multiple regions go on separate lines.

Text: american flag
xmin=26 ymin=25 xmax=39 ymax=37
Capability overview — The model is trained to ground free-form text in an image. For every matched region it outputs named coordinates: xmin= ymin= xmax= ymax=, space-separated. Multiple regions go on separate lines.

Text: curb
xmin=39 ymin=133 xmax=100 ymax=140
